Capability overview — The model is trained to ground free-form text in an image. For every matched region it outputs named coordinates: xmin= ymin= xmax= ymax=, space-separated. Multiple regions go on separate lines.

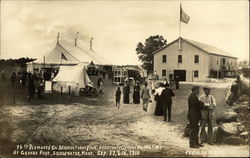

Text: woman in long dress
xmin=154 ymin=83 xmax=164 ymax=116
xmin=123 ymin=83 xmax=130 ymax=104
xmin=133 ymin=82 xmax=141 ymax=104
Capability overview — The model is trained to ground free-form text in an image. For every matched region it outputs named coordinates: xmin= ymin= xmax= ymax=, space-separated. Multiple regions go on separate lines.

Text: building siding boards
xmin=154 ymin=40 xmax=209 ymax=82
xmin=210 ymin=55 xmax=237 ymax=71
xmin=153 ymin=38 xmax=237 ymax=82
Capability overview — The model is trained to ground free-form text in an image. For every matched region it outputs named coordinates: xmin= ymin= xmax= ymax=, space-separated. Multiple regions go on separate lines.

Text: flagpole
xmin=179 ymin=3 xmax=181 ymax=38
xmin=179 ymin=2 xmax=181 ymax=51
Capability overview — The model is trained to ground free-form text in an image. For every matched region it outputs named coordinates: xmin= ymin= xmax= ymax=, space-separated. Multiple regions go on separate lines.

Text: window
xmin=114 ymin=77 xmax=118 ymax=82
xmin=194 ymin=70 xmax=199 ymax=77
xmin=194 ymin=55 xmax=199 ymax=63
xmin=162 ymin=70 xmax=166 ymax=76
xmin=178 ymin=55 xmax=182 ymax=63
xmin=162 ymin=55 xmax=167 ymax=63
xmin=217 ymin=60 xmax=219 ymax=65
xmin=222 ymin=58 xmax=226 ymax=65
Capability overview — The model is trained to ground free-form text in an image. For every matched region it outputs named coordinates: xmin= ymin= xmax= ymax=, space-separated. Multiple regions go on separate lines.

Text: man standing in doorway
xmin=199 ymin=85 xmax=216 ymax=145
xmin=187 ymin=86 xmax=204 ymax=148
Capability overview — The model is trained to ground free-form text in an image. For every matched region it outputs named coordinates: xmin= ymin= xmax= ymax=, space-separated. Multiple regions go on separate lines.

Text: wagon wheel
xmin=79 ymin=88 xmax=84 ymax=96
xmin=91 ymin=89 xmax=97 ymax=97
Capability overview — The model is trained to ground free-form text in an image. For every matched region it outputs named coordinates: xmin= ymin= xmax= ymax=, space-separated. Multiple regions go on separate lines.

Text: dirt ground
xmin=0 ymin=80 xmax=249 ymax=158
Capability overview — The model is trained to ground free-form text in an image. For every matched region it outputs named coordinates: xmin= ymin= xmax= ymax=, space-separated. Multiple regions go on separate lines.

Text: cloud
xmin=0 ymin=0 xmax=248 ymax=64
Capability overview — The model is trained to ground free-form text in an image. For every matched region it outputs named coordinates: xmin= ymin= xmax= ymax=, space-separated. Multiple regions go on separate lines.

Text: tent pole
xmin=43 ymin=56 xmax=45 ymax=69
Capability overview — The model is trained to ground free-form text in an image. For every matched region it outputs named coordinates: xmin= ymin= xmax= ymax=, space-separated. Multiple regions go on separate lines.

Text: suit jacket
xmin=188 ymin=93 xmax=202 ymax=120
xmin=141 ymin=87 xmax=150 ymax=99
xmin=161 ymin=88 xmax=175 ymax=106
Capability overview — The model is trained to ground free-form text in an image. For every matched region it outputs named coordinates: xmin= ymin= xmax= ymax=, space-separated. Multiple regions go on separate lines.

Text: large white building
xmin=153 ymin=37 xmax=237 ymax=82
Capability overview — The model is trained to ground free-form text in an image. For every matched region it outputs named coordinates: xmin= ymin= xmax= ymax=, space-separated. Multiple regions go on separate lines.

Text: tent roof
xmin=53 ymin=65 xmax=83 ymax=83
xmin=36 ymin=43 xmax=80 ymax=64
xmin=59 ymin=40 xmax=93 ymax=64
xmin=35 ymin=39 xmax=113 ymax=65
xmin=76 ymin=42 xmax=112 ymax=65
xmin=53 ymin=65 xmax=91 ymax=83
xmin=52 ymin=64 xmax=92 ymax=92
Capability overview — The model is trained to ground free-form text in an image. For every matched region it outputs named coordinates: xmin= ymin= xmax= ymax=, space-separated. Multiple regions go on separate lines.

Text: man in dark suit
xmin=161 ymin=83 xmax=175 ymax=122
xmin=188 ymin=86 xmax=204 ymax=148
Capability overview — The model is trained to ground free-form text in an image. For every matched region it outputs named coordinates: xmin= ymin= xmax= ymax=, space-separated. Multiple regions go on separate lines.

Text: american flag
xmin=180 ymin=4 xmax=190 ymax=24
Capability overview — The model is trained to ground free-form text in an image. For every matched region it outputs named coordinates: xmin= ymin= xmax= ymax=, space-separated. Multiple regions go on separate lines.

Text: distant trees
xmin=237 ymin=60 xmax=250 ymax=78
xmin=136 ymin=35 xmax=167 ymax=75
xmin=127 ymin=69 xmax=143 ymax=83
xmin=0 ymin=57 xmax=36 ymax=66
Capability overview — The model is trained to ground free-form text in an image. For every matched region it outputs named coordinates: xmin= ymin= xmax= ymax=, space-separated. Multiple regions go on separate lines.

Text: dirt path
xmin=0 ymin=102 xmax=249 ymax=158
xmin=0 ymin=103 xmax=186 ymax=158
xmin=0 ymin=81 xmax=249 ymax=157
xmin=130 ymin=106 xmax=249 ymax=157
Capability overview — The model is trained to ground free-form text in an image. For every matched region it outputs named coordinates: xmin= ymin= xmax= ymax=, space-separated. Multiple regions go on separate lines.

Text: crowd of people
xmin=1 ymin=69 xmax=59 ymax=101
xmin=3 ymin=68 xmax=217 ymax=149
xmin=114 ymin=73 xmax=217 ymax=149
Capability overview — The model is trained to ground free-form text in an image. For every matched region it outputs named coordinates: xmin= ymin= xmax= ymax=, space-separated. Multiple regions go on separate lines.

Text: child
xmin=99 ymin=80 xmax=104 ymax=93
xmin=115 ymin=87 xmax=121 ymax=109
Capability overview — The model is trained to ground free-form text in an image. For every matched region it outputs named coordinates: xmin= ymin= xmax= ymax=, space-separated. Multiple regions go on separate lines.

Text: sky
xmin=0 ymin=0 xmax=249 ymax=65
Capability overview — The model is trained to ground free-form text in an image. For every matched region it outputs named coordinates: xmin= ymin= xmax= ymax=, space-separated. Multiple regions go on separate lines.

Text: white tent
xmin=52 ymin=64 xmax=91 ymax=94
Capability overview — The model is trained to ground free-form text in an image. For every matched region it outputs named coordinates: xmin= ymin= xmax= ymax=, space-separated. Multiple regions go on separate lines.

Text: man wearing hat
xmin=161 ymin=83 xmax=175 ymax=121
xmin=199 ymin=85 xmax=216 ymax=145
xmin=188 ymin=86 xmax=203 ymax=148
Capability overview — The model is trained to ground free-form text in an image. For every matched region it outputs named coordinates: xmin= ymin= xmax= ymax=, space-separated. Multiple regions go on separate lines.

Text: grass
xmin=0 ymin=76 xmax=116 ymax=106
xmin=170 ymin=84 xmax=231 ymax=132
xmin=0 ymin=78 xmax=231 ymax=132
xmin=0 ymin=78 xmax=238 ymax=157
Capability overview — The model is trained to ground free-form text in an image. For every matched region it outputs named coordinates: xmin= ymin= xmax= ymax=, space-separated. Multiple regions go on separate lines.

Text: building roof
xmin=153 ymin=37 xmax=237 ymax=59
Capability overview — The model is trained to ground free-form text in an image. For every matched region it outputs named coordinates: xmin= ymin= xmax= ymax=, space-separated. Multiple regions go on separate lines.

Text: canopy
xmin=52 ymin=64 xmax=91 ymax=94
xmin=31 ymin=39 xmax=113 ymax=66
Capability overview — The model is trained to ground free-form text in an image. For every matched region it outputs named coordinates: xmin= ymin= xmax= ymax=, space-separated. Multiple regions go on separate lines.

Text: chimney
xmin=90 ymin=37 xmax=93 ymax=50
xmin=75 ymin=32 xmax=79 ymax=46
xmin=57 ymin=32 xmax=60 ymax=44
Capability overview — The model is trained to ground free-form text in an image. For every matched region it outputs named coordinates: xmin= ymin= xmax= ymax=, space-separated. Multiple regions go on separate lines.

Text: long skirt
xmin=154 ymin=100 xmax=163 ymax=116
xmin=123 ymin=93 xmax=129 ymax=104
xmin=133 ymin=92 xmax=140 ymax=104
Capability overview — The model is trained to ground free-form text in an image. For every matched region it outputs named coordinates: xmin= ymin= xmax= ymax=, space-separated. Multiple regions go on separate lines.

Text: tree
xmin=136 ymin=35 xmax=167 ymax=75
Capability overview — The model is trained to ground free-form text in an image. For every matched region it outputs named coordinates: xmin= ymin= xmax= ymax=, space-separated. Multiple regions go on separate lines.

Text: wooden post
xmin=192 ymin=70 xmax=194 ymax=82
xmin=68 ymin=86 xmax=71 ymax=96
xmin=13 ymin=92 xmax=16 ymax=104
xmin=61 ymin=87 xmax=63 ymax=96
xmin=51 ymin=82 xmax=54 ymax=98
xmin=43 ymin=56 xmax=45 ymax=69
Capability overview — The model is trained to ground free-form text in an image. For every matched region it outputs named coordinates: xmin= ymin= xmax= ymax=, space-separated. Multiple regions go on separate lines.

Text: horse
xmin=225 ymin=74 xmax=250 ymax=106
